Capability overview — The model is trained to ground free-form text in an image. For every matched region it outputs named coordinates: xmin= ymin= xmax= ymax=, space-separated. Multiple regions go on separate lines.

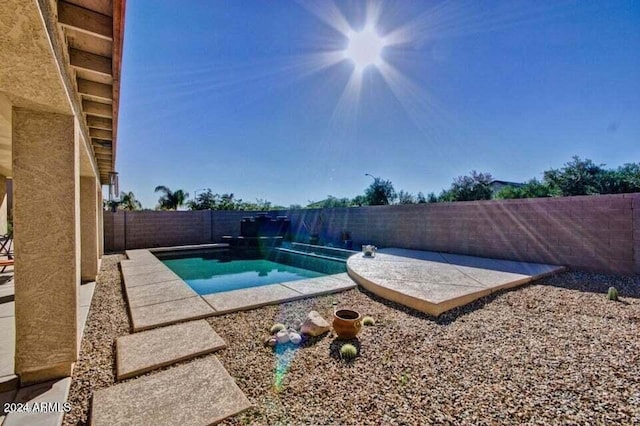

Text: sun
xmin=344 ymin=26 xmax=386 ymax=71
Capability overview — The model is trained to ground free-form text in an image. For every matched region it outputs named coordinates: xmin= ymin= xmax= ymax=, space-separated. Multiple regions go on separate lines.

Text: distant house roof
xmin=489 ymin=180 xmax=525 ymax=193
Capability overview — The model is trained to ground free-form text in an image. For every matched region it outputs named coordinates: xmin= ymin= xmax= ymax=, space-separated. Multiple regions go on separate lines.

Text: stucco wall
xmin=104 ymin=193 xmax=640 ymax=275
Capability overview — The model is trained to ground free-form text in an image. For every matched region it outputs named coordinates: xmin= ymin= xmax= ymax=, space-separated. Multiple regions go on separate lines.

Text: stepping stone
xmin=129 ymin=296 xmax=215 ymax=332
xmin=126 ymin=280 xmax=196 ymax=308
xmin=120 ymin=261 xmax=168 ymax=276
xmin=92 ymin=356 xmax=252 ymax=426
xmin=116 ymin=320 xmax=226 ymax=380
xmin=202 ymin=284 xmax=303 ymax=314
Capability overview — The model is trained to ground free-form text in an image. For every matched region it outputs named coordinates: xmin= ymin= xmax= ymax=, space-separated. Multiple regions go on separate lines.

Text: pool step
xmin=116 ymin=320 xmax=226 ymax=380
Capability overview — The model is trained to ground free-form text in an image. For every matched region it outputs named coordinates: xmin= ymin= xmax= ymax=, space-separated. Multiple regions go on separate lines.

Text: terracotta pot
xmin=333 ymin=309 xmax=362 ymax=339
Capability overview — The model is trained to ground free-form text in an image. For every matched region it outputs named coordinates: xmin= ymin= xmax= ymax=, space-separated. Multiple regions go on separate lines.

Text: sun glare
xmin=344 ymin=26 xmax=386 ymax=71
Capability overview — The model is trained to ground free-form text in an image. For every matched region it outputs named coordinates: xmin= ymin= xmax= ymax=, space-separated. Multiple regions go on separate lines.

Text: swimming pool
xmin=157 ymin=248 xmax=347 ymax=295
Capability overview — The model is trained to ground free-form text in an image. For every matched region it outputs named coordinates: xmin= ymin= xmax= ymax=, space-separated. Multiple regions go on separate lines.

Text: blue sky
xmin=117 ymin=0 xmax=640 ymax=209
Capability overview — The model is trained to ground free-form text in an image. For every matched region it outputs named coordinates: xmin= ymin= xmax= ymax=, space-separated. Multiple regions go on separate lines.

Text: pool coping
xmin=121 ymin=248 xmax=355 ymax=332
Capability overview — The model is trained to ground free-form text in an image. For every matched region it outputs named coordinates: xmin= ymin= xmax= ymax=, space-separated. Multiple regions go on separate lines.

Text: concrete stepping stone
xmin=116 ymin=320 xmax=226 ymax=380
xmin=129 ymin=296 xmax=215 ymax=332
xmin=92 ymin=356 xmax=252 ymax=426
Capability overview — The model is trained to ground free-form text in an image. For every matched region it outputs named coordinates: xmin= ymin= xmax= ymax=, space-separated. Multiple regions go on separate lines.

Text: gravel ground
xmin=63 ymin=254 xmax=129 ymax=426
xmin=64 ymin=256 xmax=640 ymax=425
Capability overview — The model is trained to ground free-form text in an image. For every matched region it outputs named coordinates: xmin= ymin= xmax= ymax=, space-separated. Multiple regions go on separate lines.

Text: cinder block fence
xmin=104 ymin=193 xmax=640 ymax=275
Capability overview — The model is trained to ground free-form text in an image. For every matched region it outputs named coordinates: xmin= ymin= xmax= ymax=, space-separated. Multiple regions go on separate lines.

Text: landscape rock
xmin=300 ymin=310 xmax=330 ymax=336
xmin=289 ymin=332 xmax=302 ymax=345
xmin=276 ymin=329 xmax=290 ymax=344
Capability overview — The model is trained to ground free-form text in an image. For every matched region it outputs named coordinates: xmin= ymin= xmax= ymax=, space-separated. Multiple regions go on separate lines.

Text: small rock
xmin=300 ymin=310 xmax=330 ymax=336
xmin=263 ymin=336 xmax=277 ymax=347
xmin=289 ymin=332 xmax=302 ymax=345
xmin=276 ymin=329 xmax=290 ymax=344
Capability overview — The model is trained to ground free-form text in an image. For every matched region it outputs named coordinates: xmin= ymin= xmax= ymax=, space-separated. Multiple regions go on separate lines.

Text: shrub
xmin=340 ymin=343 xmax=358 ymax=360
xmin=607 ymin=287 xmax=619 ymax=301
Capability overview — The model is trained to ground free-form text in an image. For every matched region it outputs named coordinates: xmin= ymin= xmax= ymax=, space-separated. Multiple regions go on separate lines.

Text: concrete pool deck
xmin=347 ymin=248 xmax=565 ymax=316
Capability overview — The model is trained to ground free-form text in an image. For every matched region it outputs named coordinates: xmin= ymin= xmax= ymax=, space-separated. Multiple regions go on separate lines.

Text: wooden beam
xmin=70 ymin=48 xmax=112 ymax=76
xmin=58 ymin=1 xmax=113 ymax=40
xmin=92 ymin=138 xmax=112 ymax=148
xmin=78 ymin=78 xmax=112 ymax=101
xmin=83 ymin=100 xmax=112 ymax=118
xmin=89 ymin=128 xmax=112 ymax=140
xmin=86 ymin=116 xmax=112 ymax=130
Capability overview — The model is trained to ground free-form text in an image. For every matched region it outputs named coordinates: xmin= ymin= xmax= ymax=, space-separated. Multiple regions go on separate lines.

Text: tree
xmin=416 ymin=192 xmax=427 ymax=204
xmin=119 ymin=191 xmax=142 ymax=211
xmin=426 ymin=192 xmax=438 ymax=203
xmin=440 ymin=171 xmax=493 ymax=201
xmin=542 ymin=156 xmax=604 ymax=196
xmin=494 ymin=179 xmax=559 ymax=199
xmin=364 ymin=177 xmax=397 ymax=205
xmin=187 ymin=189 xmax=218 ymax=210
xmin=306 ymin=196 xmax=353 ymax=209
xmin=351 ymin=195 xmax=368 ymax=207
xmin=154 ymin=185 xmax=189 ymax=210
xmin=397 ymin=190 xmax=416 ymax=204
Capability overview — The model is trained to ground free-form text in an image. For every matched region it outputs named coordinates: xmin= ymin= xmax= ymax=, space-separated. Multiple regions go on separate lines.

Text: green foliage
xmin=187 ymin=190 xmax=276 ymax=211
xmin=364 ymin=177 xmax=397 ymax=205
xmin=351 ymin=195 xmax=368 ymax=207
xmin=426 ymin=192 xmax=438 ymax=203
xmin=399 ymin=372 xmax=410 ymax=386
xmin=397 ymin=190 xmax=416 ymax=204
xmin=494 ymin=179 xmax=559 ymax=199
xmin=416 ymin=192 xmax=427 ymax=203
xmin=439 ymin=170 xmax=493 ymax=202
xmin=542 ymin=156 xmax=640 ymax=196
xmin=607 ymin=287 xmax=619 ymax=301
xmin=339 ymin=343 xmax=358 ymax=360
xmin=306 ymin=196 xmax=354 ymax=209
xmin=362 ymin=316 xmax=375 ymax=326
xmin=119 ymin=191 xmax=143 ymax=211
xmin=155 ymin=186 xmax=189 ymax=210
xmin=270 ymin=323 xmax=286 ymax=334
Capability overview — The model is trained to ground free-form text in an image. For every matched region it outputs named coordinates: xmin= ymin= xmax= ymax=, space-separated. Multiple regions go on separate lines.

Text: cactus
xmin=362 ymin=316 xmax=375 ymax=326
xmin=340 ymin=343 xmax=358 ymax=360
xmin=607 ymin=287 xmax=619 ymax=301
xmin=270 ymin=323 xmax=286 ymax=334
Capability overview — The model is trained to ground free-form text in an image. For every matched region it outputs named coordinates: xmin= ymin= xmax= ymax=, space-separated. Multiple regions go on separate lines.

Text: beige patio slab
xmin=202 ymin=284 xmax=304 ymax=314
xmin=122 ymin=269 xmax=181 ymax=288
xmin=129 ymin=296 xmax=215 ymax=332
xmin=281 ymin=275 xmax=356 ymax=296
xmin=116 ymin=320 xmax=226 ymax=380
xmin=3 ymin=378 xmax=71 ymax=426
xmin=126 ymin=280 xmax=197 ymax=308
xmin=125 ymin=249 xmax=159 ymax=262
xmin=92 ymin=356 xmax=252 ymax=426
xmin=347 ymin=247 xmax=564 ymax=317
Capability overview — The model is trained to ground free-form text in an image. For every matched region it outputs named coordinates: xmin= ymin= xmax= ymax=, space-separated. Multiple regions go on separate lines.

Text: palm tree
xmin=119 ymin=191 xmax=142 ymax=211
xmin=154 ymin=186 xmax=189 ymax=210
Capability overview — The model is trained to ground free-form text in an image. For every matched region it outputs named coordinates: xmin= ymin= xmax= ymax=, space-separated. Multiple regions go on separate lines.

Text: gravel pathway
xmin=63 ymin=254 xmax=128 ymax=426
xmin=63 ymin=256 xmax=640 ymax=425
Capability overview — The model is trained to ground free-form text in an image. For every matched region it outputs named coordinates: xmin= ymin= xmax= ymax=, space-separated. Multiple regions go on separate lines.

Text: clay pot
xmin=332 ymin=309 xmax=362 ymax=339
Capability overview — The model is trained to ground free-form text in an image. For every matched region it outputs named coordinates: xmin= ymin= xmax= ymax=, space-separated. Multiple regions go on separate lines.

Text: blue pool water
xmin=160 ymin=249 xmax=345 ymax=295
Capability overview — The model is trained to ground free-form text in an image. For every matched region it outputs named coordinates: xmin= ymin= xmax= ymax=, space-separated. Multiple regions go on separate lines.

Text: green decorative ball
xmin=362 ymin=316 xmax=375 ymax=326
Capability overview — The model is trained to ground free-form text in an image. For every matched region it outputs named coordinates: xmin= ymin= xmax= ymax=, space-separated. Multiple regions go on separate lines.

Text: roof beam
xmin=78 ymin=78 xmax=112 ymax=101
xmin=86 ymin=116 xmax=112 ymax=130
xmin=89 ymin=128 xmax=112 ymax=139
xmin=70 ymin=48 xmax=111 ymax=76
xmin=83 ymin=100 xmax=112 ymax=118
xmin=58 ymin=1 xmax=113 ymax=41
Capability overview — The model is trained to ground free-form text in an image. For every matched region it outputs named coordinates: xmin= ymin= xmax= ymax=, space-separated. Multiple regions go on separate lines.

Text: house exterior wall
xmin=104 ymin=193 xmax=639 ymax=276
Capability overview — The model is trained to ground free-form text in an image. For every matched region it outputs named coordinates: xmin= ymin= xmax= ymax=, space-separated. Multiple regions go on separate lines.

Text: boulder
xmin=276 ymin=329 xmax=290 ymax=344
xmin=300 ymin=310 xmax=330 ymax=337
xmin=289 ymin=332 xmax=302 ymax=345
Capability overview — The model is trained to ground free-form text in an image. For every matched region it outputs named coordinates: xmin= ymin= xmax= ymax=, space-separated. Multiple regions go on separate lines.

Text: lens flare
xmin=344 ymin=26 xmax=386 ymax=71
